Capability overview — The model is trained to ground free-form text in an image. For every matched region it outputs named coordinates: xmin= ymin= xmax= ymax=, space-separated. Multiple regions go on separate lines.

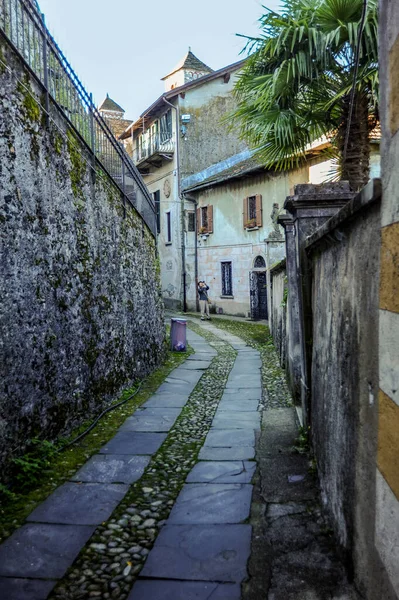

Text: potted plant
xmin=245 ymin=218 xmax=257 ymax=229
xmin=199 ymin=226 xmax=207 ymax=234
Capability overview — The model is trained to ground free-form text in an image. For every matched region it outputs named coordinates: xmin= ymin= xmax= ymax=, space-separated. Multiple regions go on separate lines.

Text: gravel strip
xmin=50 ymin=328 xmax=236 ymax=600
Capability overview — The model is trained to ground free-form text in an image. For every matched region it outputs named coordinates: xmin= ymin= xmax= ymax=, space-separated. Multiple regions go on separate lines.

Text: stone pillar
xmin=374 ymin=1 xmax=399 ymax=597
xmin=279 ymin=183 xmax=354 ymax=425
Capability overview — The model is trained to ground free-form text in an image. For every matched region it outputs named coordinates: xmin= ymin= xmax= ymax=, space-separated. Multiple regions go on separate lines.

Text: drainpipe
xmin=163 ymin=97 xmax=186 ymax=312
xmin=183 ymin=192 xmax=199 ymax=313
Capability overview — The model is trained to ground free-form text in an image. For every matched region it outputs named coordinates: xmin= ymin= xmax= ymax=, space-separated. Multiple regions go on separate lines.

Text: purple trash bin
xmin=170 ymin=318 xmax=187 ymax=352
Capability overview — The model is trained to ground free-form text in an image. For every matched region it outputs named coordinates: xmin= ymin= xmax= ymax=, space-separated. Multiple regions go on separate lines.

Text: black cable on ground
xmin=58 ymin=381 xmax=144 ymax=452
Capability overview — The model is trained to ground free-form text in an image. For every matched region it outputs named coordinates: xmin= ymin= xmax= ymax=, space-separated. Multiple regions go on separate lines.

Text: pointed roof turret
xmin=161 ymin=49 xmax=213 ymax=81
xmin=98 ymin=94 xmax=125 ymax=114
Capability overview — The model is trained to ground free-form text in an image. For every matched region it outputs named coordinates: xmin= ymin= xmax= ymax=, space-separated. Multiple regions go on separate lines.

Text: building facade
xmin=119 ymin=51 xmax=247 ymax=309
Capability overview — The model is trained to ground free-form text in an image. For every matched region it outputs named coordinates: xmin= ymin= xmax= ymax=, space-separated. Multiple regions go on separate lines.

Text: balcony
xmin=134 ymin=133 xmax=175 ymax=172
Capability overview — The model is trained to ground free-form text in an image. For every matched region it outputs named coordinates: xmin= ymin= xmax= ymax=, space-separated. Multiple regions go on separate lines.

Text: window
xmin=196 ymin=205 xmax=213 ymax=234
xmin=254 ymin=255 xmax=266 ymax=269
xmin=221 ymin=262 xmax=233 ymax=296
xmin=153 ymin=190 xmax=160 ymax=233
xmin=201 ymin=206 xmax=208 ymax=230
xmin=166 ymin=211 xmax=171 ymax=243
xmin=243 ymin=194 xmax=262 ymax=228
xmin=248 ymin=196 xmax=257 ymax=220
xmin=187 ymin=212 xmax=195 ymax=232
xmin=160 ymin=110 xmax=172 ymax=142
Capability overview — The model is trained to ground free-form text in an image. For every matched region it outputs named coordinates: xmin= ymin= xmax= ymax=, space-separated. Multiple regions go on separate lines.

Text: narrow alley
xmin=0 ymin=319 xmax=357 ymax=600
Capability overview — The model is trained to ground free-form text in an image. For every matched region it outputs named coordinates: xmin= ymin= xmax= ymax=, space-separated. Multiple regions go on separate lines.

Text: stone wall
xmin=306 ymin=184 xmax=381 ymax=586
xmin=0 ymin=34 xmax=165 ymax=472
xmin=270 ymin=179 xmax=398 ymax=598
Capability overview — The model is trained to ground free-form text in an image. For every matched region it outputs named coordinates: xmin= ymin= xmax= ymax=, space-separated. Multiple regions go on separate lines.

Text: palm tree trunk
xmin=336 ymin=92 xmax=370 ymax=192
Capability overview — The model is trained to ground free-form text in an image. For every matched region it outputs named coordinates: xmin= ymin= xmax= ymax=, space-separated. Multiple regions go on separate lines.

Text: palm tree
xmin=231 ymin=0 xmax=378 ymax=191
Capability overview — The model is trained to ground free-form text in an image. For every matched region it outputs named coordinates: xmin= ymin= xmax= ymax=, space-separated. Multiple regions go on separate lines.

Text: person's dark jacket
xmin=198 ymin=284 xmax=209 ymax=301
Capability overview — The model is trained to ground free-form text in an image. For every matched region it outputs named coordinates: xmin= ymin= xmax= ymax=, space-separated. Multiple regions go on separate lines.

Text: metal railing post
xmin=41 ymin=12 xmax=49 ymax=125
xmin=121 ymin=149 xmax=126 ymax=219
xmin=89 ymin=92 xmax=96 ymax=182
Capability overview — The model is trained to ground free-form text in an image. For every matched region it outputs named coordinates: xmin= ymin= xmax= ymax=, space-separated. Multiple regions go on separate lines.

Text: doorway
xmin=249 ymin=269 xmax=268 ymax=320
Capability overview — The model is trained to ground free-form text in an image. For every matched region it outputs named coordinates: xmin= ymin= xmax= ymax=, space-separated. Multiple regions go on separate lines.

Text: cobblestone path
xmin=0 ymin=323 xmax=260 ymax=600
xmin=0 ymin=319 xmax=358 ymax=600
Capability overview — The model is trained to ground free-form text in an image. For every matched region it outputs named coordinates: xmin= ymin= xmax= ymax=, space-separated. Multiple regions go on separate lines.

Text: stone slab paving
xmin=166 ymin=368 xmax=204 ymax=384
xmin=0 ymin=577 xmax=56 ymax=600
xmin=226 ymin=375 xmax=262 ymax=388
xmin=0 ymin=326 xmax=214 ymax=599
xmin=198 ymin=446 xmax=256 ymax=460
xmin=222 ymin=388 xmax=262 ymax=400
xmin=26 ymin=482 xmax=129 ymax=525
xmin=71 ymin=454 xmax=151 ymax=484
xmin=168 ymin=483 xmax=253 ymax=524
xmin=186 ymin=461 xmax=256 ymax=484
xmin=204 ymin=428 xmax=256 ymax=448
xmin=144 ymin=394 xmax=189 ymax=408
xmin=119 ymin=407 xmax=182 ymax=432
xmin=129 ymin=580 xmax=241 ymax=599
xmin=130 ymin=319 xmax=261 ymax=598
xmin=155 ymin=381 xmax=197 ymax=395
xmin=139 ymin=524 xmax=252 ymax=582
xmin=99 ymin=431 xmax=168 ymax=454
xmin=178 ymin=360 xmax=211 ymax=370
xmin=217 ymin=399 xmax=260 ymax=412
xmin=211 ymin=411 xmax=261 ymax=429
xmin=0 ymin=523 xmax=95 ymax=578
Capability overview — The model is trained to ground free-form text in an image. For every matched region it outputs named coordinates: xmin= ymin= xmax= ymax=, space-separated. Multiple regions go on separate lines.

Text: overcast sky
xmin=37 ymin=0 xmax=282 ymax=120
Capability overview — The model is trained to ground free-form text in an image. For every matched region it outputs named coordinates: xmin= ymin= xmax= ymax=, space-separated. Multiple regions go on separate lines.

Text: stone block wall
xmin=0 ymin=34 xmax=165 ymax=472
xmin=306 ymin=184 xmax=381 ymax=587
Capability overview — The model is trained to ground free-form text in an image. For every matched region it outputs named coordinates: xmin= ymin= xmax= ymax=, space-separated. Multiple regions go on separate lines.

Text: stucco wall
xmin=0 ymin=35 xmax=165 ymax=472
xmin=270 ymin=261 xmax=287 ymax=367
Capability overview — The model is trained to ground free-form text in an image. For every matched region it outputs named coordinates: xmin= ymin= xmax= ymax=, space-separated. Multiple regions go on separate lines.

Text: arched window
xmin=254 ymin=256 xmax=266 ymax=269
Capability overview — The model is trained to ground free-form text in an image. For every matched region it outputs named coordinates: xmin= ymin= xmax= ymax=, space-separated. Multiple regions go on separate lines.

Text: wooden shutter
xmin=243 ymin=197 xmax=249 ymax=228
xmin=255 ymin=194 xmax=263 ymax=227
xmin=196 ymin=207 xmax=201 ymax=233
xmin=207 ymin=205 xmax=213 ymax=233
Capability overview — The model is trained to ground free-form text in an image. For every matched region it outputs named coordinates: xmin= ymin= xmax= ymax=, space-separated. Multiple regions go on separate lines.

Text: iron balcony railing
xmin=0 ymin=0 xmax=156 ymax=235
xmin=134 ymin=132 xmax=175 ymax=164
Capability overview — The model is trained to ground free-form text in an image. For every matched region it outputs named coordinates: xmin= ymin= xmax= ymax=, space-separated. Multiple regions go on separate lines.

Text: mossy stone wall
xmin=0 ymin=35 xmax=165 ymax=470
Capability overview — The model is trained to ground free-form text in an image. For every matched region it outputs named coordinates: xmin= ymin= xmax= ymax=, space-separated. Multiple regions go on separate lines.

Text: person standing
xmin=198 ymin=281 xmax=211 ymax=321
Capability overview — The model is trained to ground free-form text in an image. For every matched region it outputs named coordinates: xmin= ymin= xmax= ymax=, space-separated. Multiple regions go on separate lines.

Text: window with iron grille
xmin=221 ymin=262 xmax=233 ymax=296
xmin=166 ymin=211 xmax=171 ymax=243
xmin=248 ymin=196 xmax=257 ymax=220
xmin=187 ymin=212 xmax=195 ymax=232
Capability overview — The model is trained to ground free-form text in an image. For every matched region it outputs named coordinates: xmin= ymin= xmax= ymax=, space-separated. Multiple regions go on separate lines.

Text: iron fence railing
xmin=134 ymin=132 xmax=175 ymax=165
xmin=0 ymin=0 xmax=156 ymax=235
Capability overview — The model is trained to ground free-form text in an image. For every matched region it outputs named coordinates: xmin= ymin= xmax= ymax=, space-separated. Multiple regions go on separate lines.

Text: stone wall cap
xmin=277 ymin=214 xmax=294 ymax=228
xmin=305 ymin=178 xmax=381 ymax=252
xmin=270 ymin=258 xmax=287 ymax=274
xmin=284 ymin=181 xmax=355 ymax=213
